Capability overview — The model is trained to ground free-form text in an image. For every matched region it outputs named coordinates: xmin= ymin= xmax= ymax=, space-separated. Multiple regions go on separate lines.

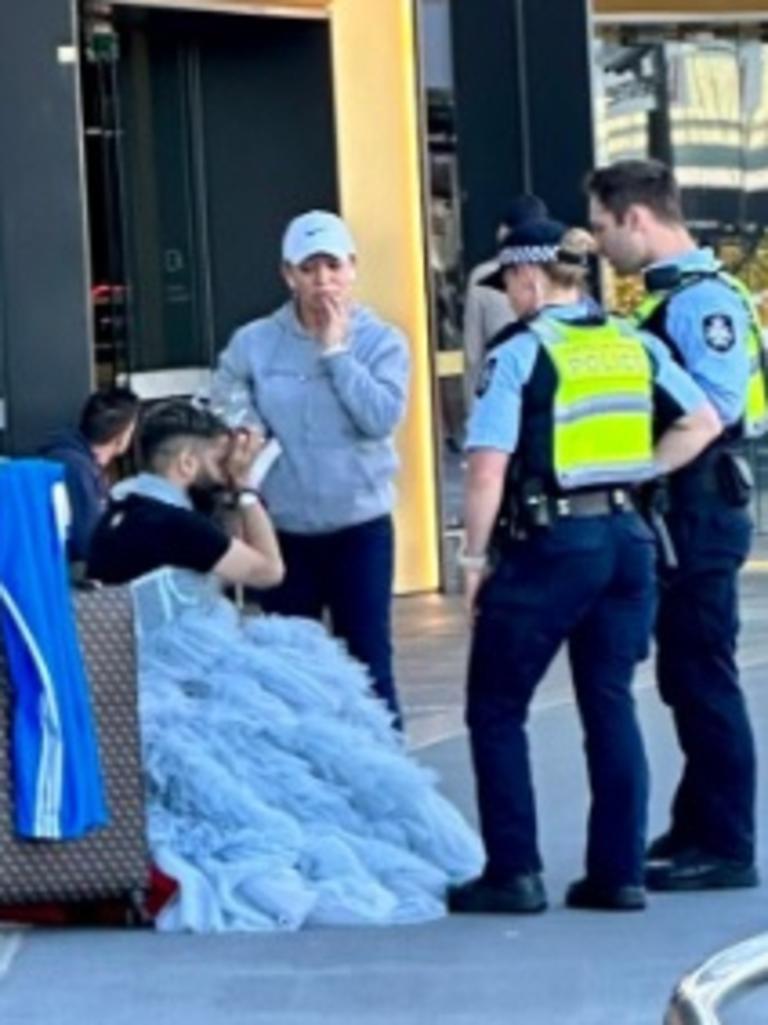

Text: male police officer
xmin=587 ymin=159 xmax=768 ymax=891
xmin=449 ymin=220 xmax=719 ymax=914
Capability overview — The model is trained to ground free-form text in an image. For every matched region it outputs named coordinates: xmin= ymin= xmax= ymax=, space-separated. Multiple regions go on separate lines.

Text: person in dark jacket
xmin=38 ymin=387 xmax=139 ymax=562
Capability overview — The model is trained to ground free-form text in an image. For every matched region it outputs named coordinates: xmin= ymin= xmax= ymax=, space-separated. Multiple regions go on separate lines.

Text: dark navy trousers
xmin=467 ymin=513 xmax=656 ymax=887
xmin=258 ymin=515 xmax=400 ymax=723
xmin=656 ymin=497 xmax=755 ymax=863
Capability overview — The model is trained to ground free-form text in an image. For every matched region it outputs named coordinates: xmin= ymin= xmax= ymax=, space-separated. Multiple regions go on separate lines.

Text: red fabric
xmin=144 ymin=864 xmax=179 ymax=918
xmin=0 ymin=863 xmax=178 ymax=928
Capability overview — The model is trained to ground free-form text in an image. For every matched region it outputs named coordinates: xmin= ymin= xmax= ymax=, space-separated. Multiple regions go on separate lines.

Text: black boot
xmin=448 ymin=872 xmax=547 ymax=914
xmin=646 ymin=830 xmax=693 ymax=863
xmin=645 ymin=849 xmax=759 ymax=892
xmin=565 ymin=877 xmax=646 ymax=911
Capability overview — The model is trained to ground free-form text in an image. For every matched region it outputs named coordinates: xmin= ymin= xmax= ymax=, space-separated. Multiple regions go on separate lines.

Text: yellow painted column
xmin=331 ymin=0 xmax=440 ymax=594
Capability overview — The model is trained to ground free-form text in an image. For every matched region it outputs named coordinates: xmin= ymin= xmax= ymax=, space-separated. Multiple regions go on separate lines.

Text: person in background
xmin=462 ymin=195 xmax=549 ymax=408
xmin=38 ymin=386 xmax=139 ymax=563
xmin=208 ymin=210 xmax=410 ymax=726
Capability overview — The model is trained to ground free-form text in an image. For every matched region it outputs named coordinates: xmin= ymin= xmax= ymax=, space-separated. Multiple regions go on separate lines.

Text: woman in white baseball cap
xmin=209 ymin=211 xmax=410 ymax=727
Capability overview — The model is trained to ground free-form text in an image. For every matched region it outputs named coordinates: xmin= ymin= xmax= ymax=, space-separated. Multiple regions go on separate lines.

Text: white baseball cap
xmin=281 ymin=210 xmax=356 ymax=265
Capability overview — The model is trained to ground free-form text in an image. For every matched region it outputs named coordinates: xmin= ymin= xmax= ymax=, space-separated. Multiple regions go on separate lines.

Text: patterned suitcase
xmin=0 ymin=585 xmax=149 ymax=904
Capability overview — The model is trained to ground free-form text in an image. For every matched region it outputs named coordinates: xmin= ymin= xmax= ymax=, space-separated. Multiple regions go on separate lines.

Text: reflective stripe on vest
xmin=528 ymin=317 xmax=656 ymax=490
xmin=634 ymin=273 xmax=768 ymax=439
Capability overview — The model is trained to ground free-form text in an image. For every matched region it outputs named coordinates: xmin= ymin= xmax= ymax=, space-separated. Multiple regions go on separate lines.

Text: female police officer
xmin=449 ymin=219 xmax=721 ymax=914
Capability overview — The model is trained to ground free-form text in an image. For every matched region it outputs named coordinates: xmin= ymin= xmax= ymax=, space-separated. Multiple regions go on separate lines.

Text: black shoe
xmin=646 ymin=831 xmax=692 ymax=863
xmin=645 ymin=850 xmax=759 ymax=892
xmin=565 ymin=877 xmax=646 ymax=911
xmin=448 ymin=872 xmax=547 ymax=914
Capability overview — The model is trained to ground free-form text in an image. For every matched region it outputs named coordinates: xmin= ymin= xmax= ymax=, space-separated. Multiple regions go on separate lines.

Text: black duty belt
xmin=669 ymin=441 xmax=746 ymax=505
xmin=549 ymin=488 xmax=635 ymax=518
xmin=497 ymin=485 xmax=638 ymax=543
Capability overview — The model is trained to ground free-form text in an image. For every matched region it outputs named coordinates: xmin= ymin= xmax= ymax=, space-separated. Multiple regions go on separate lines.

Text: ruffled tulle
xmin=133 ymin=581 xmax=482 ymax=932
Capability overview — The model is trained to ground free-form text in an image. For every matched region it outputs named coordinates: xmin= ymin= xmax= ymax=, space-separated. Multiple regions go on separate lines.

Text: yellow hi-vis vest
xmin=527 ymin=317 xmax=656 ymax=491
xmin=633 ymin=273 xmax=768 ymax=439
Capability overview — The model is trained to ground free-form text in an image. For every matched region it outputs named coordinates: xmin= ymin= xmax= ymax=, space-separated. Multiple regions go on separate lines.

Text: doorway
xmin=83 ymin=5 xmax=338 ymax=395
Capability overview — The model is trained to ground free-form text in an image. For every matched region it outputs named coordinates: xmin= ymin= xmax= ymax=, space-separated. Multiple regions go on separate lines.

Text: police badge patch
xmin=703 ymin=313 xmax=736 ymax=352
xmin=475 ymin=356 xmax=498 ymax=398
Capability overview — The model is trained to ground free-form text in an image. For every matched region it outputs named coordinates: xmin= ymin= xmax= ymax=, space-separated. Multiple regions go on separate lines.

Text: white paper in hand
xmin=248 ymin=437 xmax=283 ymax=490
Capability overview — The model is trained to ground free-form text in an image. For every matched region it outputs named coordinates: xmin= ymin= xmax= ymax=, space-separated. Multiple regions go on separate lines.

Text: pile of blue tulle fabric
xmin=131 ymin=569 xmax=483 ymax=932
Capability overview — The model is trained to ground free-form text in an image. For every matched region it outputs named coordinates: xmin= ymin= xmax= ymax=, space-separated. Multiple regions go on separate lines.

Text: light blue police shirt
xmin=645 ymin=248 xmax=750 ymax=427
xmin=466 ymin=301 xmax=709 ymax=454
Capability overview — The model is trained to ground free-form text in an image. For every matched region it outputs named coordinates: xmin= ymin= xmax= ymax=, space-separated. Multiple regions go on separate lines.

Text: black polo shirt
xmin=87 ymin=494 xmax=230 ymax=585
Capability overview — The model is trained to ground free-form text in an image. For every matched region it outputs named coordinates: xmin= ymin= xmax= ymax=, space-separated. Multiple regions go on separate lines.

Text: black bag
xmin=0 ymin=586 xmax=149 ymax=905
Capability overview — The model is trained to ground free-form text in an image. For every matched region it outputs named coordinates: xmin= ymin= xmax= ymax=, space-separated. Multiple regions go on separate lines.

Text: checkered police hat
xmin=481 ymin=218 xmax=584 ymax=290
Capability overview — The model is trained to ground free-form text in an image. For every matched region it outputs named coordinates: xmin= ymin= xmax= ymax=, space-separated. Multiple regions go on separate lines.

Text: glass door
xmin=82 ymin=4 xmax=338 ymax=401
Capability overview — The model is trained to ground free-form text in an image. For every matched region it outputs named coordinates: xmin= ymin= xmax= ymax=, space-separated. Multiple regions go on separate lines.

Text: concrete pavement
xmin=1 ymin=573 xmax=768 ymax=1025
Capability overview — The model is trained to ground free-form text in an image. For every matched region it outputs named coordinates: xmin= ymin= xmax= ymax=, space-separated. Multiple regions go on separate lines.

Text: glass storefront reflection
xmin=595 ymin=28 xmax=768 ymax=304
xmin=594 ymin=23 xmax=768 ymax=528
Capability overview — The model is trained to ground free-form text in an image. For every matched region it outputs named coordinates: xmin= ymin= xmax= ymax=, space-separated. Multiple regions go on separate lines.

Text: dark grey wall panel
xmin=450 ymin=0 xmax=594 ymax=272
xmin=198 ymin=14 xmax=338 ymax=347
xmin=450 ymin=0 xmax=527 ymax=271
xmin=116 ymin=9 xmax=337 ymax=371
xmin=521 ymin=0 xmax=595 ymax=228
xmin=0 ymin=0 xmax=93 ymax=452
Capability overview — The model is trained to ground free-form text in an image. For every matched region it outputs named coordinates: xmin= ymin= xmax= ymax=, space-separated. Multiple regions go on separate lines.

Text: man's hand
xmin=315 ymin=295 xmax=351 ymax=351
xmin=224 ymin=428 xmax=266 ymax=490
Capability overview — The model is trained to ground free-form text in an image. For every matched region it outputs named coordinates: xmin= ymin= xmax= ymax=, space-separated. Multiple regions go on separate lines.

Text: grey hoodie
xmin=210 ymin=302 xmax=410 ymax=533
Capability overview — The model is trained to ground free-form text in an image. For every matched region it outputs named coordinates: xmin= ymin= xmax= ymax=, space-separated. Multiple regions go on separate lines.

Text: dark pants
xmin=467 ymin=513 xmax=656 ymax=887
xmin=656 ymin=498 xmax=755 ymax=863
xmin=258 ymin=515 xmax=400 ymax=723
